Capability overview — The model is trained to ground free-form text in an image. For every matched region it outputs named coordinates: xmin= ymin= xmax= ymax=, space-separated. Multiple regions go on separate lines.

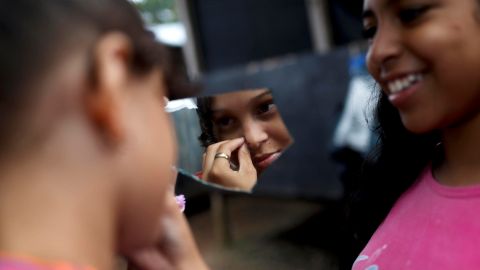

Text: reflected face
xmin=364 ymin=0 xmax=480 ymax=133
xmin=209 ymin=89 xmax=292 ymax=173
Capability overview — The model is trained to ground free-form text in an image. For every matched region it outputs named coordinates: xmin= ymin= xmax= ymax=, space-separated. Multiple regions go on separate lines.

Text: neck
xmin=437 ymin=112 xmax=480 ymax=186
xmin=0 ymin=159 xmax=118 ymax=270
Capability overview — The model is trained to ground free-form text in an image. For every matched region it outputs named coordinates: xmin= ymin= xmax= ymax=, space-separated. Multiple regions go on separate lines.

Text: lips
xmin=387 ymin=73 xmax=424 ymax=94
xmin=253 ymin=151 xmax=282 ymax=170
xmin=380 ymin=71 xmax=426 ymax=107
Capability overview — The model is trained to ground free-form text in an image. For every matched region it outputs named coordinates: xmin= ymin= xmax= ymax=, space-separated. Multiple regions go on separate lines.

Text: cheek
xmin=216 ymin=127 xmax=243 ymax=141
xmin=413 ymin=23 xmax=480 ymax=102
xmin=366 ymin=50 xmax=378 ymax=80
xmin=162 ymin=114 xmax=178 ymax=179
xmin=151 ymin=108 xmax=177 ymax=184
xmin=408 ymin=16 xmax=478 ymax=69
xmin=268 ymin=117 xmax=292 ymax=147
xmin=118 ymin=92 xmax=179 ymax=251
xmin=134 ymin=102 xmax=177 ymax=210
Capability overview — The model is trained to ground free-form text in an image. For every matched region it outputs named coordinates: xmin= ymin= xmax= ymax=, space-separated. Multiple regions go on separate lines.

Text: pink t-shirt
xmin=352 ymin=167 xmax=480 ymax=270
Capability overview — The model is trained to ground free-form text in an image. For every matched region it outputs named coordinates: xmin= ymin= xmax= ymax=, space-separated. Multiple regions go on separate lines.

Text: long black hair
xmin=347 ymin=89 xmax=440 ymax=257
xmin=196 ymin=96 xmax=217 ymax=148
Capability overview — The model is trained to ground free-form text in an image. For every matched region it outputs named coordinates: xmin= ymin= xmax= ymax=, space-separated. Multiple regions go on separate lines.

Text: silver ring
xmin=214 ymin=152 xmax=230 ymax=160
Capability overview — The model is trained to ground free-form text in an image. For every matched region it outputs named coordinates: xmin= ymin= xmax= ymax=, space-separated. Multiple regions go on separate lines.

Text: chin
xmin=401 ymin=116 xmax=438 ymax=135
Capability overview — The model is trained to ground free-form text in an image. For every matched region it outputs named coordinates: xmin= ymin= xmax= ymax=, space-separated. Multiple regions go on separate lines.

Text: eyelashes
xmin=214 ymin=116 xmax=235 ymax=129
xmin=362 ymin=5 xmax=432 ymax=40
xmin=212 ymin=100 xmax=277 ymax=133
xmin=362 ymin=26 xmax=377 ymax=40
xmin=255 ymin=100 xmax=276 ymax=116
xmin=398 ymin=5 xmax=431 ymax=24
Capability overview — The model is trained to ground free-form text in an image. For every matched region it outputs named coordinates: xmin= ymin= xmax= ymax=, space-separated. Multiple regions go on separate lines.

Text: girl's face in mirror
xmin=210 ymin=89 xmax=292 ymax=173
xmin=364 ymin=0 xmax=480 ymax=133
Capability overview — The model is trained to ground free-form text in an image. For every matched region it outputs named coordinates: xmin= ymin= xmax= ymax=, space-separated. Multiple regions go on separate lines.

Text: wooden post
xmin=210 ymin=191 xmax=232 ymax=247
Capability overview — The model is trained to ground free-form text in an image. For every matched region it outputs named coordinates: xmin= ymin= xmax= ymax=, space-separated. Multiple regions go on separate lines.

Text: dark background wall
xmin=189 ymin=0 xmax=363 ymax=72
xmin=192 ymin=0 xmax=313 ymax=72
xmin=327 ymin=0 xmax=364 ymax=46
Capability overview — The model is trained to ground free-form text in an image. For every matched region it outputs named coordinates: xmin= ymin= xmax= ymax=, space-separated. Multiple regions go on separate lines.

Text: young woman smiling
xmin=350 ymin=0 xmax=480 ymax=268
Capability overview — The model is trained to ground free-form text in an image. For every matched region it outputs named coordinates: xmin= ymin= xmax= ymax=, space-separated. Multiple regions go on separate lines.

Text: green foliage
xmin=133 ymin=0 xmax=178 ymax=24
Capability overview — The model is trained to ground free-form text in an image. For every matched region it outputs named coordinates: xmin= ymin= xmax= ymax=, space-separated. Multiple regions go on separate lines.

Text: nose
xmin=243 ymin=120 xmax=268 ymax=150
xmin=367 ymin=23 xmax=403 ymax=77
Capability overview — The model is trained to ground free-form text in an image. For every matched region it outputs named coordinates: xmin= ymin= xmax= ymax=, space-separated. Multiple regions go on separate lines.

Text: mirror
xmin=168 ymin=89 xmax=293 ymax=192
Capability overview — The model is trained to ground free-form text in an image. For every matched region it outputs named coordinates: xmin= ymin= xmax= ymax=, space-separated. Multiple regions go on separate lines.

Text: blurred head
xmin=197 ymin=89 xmax=292 ymax=173
xmin=0 ymin=0 xmax=181 ymax=254
xmin=363 ymin=0 xmax=480 ymax=134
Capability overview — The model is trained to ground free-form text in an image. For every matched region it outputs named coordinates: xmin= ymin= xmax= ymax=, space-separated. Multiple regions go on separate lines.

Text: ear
xmin=85 ymin=32 xmax=134 ymax=146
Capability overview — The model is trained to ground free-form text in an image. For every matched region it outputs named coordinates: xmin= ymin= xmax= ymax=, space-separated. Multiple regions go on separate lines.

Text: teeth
xmin=387 ymin=74 xmax=423 ymax=94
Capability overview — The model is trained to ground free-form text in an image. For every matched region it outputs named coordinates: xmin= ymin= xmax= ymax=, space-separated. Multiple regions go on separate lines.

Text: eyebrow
xmin=362 ymin=9 xmax=374 ymax=20
xmin=210 ymin=90 xmax=272 ymax=114
xmin=363 ymin=0 xmax=397 ymax=20
xmin=250 ymin=90 xmax=272 ymax=104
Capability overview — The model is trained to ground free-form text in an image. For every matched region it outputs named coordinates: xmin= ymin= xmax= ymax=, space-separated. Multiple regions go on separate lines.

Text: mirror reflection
xmin=168 ymin=89 xmax=293 ymax=192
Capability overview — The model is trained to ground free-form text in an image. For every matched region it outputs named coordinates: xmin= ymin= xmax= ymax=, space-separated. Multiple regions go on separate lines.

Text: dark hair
xmin=0 ymin=0 xmax=190 ymax=157
xmin=347 ymin=89 xmax=440 ymax=258
xmin=196 ymin=96 xmax=217 ymax=148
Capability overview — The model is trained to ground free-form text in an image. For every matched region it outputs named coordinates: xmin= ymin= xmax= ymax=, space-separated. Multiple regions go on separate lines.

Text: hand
xmin=202 ymin=137 xmax=257 ymax=191
xmin=126 ymin=192 xmax=209 ymax=270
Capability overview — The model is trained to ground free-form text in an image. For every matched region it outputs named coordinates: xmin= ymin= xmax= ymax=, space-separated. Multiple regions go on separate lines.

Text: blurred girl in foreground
xmin=0 ymin=1 xmax=207 ymax=270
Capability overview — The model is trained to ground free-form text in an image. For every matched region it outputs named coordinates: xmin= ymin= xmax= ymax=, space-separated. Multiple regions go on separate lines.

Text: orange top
xmin=0 ymin=253 xmax=95 ymax=270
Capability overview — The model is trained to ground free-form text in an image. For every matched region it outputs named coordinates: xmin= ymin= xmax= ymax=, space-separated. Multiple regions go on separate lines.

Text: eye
xmin=362 ymin=10 xmax=376 ymax=40
xmin=216 ymin=117 xmax=233 ymax=126
xmin=256 ymin=100 xmax=276 ymax=116
xmin=213 ymin=116 xmax=239 ymax=136
xmin=398 ymin=5 xmax=431 ymax=24
xmin=362 ymin=26 xmax=377 ymax=40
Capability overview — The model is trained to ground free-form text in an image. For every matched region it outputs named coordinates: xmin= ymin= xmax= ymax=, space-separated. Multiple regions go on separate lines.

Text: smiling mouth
xmin=253 ymin=151 xmax=282 ymax=169
xmin=387 ymin=73 xmax=424 ymax=95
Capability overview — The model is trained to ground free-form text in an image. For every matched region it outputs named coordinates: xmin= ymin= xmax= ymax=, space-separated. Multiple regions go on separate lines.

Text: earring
xmin=432 ymin=141 xmax=445 ymax=167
